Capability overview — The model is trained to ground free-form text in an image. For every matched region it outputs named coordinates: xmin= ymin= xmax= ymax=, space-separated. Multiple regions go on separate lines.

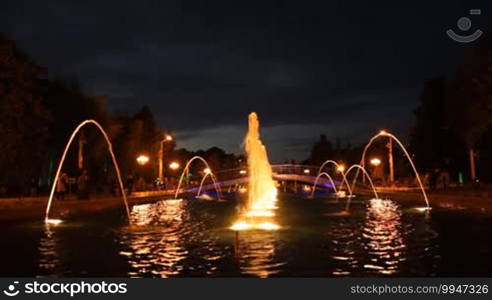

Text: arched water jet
xmin=352 ymin=131 xmax=430 ymax=208
xmin=174 ymin=156 xmax=221 ymax=199
xmin=310 ymin=172 xmax=338 ymax=198
xmin=317 ymin=160 xmax=353 ymax=196
xmin=345 ymin=164 xmax=379 ymax=211
xmin=197 ymin=173 xmax=211 ymax=197
xmin=45 ymin=120 xmax=130 ymax=224
xmin=196 ymin=171 xmax=222 ymax=198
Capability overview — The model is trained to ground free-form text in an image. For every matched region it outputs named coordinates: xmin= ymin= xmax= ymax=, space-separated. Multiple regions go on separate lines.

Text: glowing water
xmin=316 ymin=160 xmax=353 ymax=197
xmin=345 ymin=164 xmax=379 ymax=211
xmin=245 ymin=113 xmax=277 ymax=212
xmin=354 ymin=131 xmax=430 ymax=208
xmin=196 ymin=171 xmax=220 ymax=198
xmin=174 ymin=156 xmax=221 ymax=200
xmin=310 ymin=172 xmax=338 ymax=197
xmin=44 ymin=120 xmax=130 ymax=224
xmin=231 ymin=112 xmax=278 ymax=230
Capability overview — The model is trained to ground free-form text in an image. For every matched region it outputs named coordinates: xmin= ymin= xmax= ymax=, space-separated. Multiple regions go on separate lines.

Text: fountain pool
xmin=1 ymin=193 xmax=492 ymax=277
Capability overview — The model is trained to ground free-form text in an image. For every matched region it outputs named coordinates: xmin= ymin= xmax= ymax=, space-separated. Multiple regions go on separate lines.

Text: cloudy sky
xmin=1 ymin=0 xmax=490 ymax=161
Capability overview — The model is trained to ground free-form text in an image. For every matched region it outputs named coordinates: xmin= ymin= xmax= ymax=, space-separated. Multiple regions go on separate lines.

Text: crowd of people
xmin=55 ymin=170 xmax=90 ymax=200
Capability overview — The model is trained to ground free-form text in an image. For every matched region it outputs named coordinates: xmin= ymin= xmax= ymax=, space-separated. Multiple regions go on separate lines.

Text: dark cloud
xmin=1 ymin=0 xmax=491 ymax=159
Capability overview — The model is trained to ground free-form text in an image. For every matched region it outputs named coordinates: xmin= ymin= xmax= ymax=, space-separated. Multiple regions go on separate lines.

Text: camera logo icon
xmin=3 ymin=281 xmax=20 ymax=297
xmin=447 ymin=9 xmax=483 ymax=43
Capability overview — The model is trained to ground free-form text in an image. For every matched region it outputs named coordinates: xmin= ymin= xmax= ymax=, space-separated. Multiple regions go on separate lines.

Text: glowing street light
xmin=158 ymin=134 xmax=174 ymax=180
xmin=136 ymin=155 xmax=149 ymax=165
xmin=370 ymin=158 xmax=382 ymax=166
xmin=337 ymin=165 xmax=345 ymax=173
xmin=169 ymin=161 xmax=180 ymax=170
xmin=203 ymin=167 xmax=212 ymax=174
xmin=303 ymin=169 xmax=310 ymax=174
xmin=239 ymin=170 xmax=247 ymax=175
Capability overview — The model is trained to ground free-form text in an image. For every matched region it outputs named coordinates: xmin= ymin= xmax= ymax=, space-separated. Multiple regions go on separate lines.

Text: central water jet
xmin=231 ymin=112 xmax=279 ymax=231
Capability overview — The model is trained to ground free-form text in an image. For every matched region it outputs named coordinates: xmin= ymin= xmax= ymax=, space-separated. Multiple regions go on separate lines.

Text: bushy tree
xmin=410 ymin=77 xmax=467 ymax=174
xmin=0 ymin=34 xmax=51 ymax=191
xmin=446 ymin=32 xmax=492 ymax=180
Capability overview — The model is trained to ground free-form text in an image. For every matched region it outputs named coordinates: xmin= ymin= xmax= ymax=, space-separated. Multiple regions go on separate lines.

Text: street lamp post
xmin=158 ymin=134 xmax=173 ymax=180
xmin=387 ymin=137 xmax=394 ymax=185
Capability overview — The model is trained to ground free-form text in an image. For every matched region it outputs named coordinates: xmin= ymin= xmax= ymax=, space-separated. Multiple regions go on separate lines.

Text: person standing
xmin=56 ymin=173 xmax=68 ymax=201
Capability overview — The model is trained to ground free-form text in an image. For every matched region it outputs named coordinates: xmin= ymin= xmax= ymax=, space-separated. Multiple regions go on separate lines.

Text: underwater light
xmin=45 ymin=218 xmax=63 ymax=225
xmin=257 ymin=222 xmax=280 ymax=231
xmin=230 ymin=221 xmax=280 ymax=231
xmin=336 ymin=191 xmax=346 ymax=198
xmin=230 ymin=221 xmax=252 ymax=231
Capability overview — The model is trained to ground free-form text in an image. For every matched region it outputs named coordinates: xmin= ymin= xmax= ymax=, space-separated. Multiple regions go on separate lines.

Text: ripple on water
xmin=119 ymin=199 xmax=227 ymax=277
xmin=234 ymin=230 xmax=286 ymax=278
xmin=325 ymin=199 xmax=439 ymax=276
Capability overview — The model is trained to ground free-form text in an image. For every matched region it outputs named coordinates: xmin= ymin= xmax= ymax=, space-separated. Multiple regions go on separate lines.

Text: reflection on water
xmin=362 ymin=198 xmax=406 ymax=275
xmin=328 ymin=218 xmax=359 ymax=276
xmin=234 ymin=231 xmax=285 ymax=278
xmin=119 ymin=199 xmax=226 ymax=277
xmin=120 ymin=200 xmax=188 ymax=277
xmin=27 ymin=196 xmax=444 ymax=277
xmin=38 ymin=226 xmax=63 ymax=277
xmin=327 ymin=198 xmax=438 ymax=276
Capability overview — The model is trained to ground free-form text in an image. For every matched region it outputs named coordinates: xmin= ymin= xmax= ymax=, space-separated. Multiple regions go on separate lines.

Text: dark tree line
xmin=0 ymin=34 xmax=241 ymax=196
xmin=411 ymin=32 xmax=492 ymax=183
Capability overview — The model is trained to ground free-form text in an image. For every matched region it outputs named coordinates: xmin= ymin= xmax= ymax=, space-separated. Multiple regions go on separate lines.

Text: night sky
xmin=1 ymin=1 xmax=491 ymax=162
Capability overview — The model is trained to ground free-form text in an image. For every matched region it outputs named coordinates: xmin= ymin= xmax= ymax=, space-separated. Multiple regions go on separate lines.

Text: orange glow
xmin=164 ymin=134 xmax=173 ymax=141
xmin=230 ymin=221 xmax=252 ymax=231
xmin=370 ymin=158 xmax=382 ymax=166
xmin=245 ymin=210 xmax=275 ymax=217
xmin=231 ymin=113 xmax=279 ymax=232
xmin=169 ymin=162 xmax=180 ymax=170
xmin=337 ymin=165 xmax=345 ymax=172
xmin=203 ymin=167 xmax=212 ymax=174
xmin=136 ymin=155 xmax=149 ymax=165
xmin=239 ymin=169 xmax=247 ymax=175
xmin=336 ymin=190 xmax=346 ymax=198
xmin=257 ymin=222 xmax=280 ymax=230
xmin=45 ymin=218 xmax=63 ymax=225
xmin=303 ymin=169 xmax=310 ymax=174
xmin=230 ymin=220 xmax=280 ymax=231
xmin=414 ymin=207 xmax=432 ymax=212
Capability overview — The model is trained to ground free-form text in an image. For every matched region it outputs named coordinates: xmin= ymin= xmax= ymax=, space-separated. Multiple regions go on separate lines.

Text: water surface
xmin=1 ymin=194 xmax=491 ymax=277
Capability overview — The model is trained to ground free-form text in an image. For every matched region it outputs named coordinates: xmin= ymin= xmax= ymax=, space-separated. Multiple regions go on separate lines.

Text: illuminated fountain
xmin=353 ymin=130 xmax=430 ymax=210
xmin=231 ymin=112 xmax=279 ymax=231
xmin=313 ymin=160 xmax=353 ymax=197
xmin=196 ymin=169 xmax=218 ymax=199
xmin=344 ymin=164 xmax=379 ymax=211
xmin=310 ymin=172 xmax=339 ymax=198
xmin=174 ymin=156 xmax=221 ymax=200
xmin=44 ymin=120 xmax=130 ymax=225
